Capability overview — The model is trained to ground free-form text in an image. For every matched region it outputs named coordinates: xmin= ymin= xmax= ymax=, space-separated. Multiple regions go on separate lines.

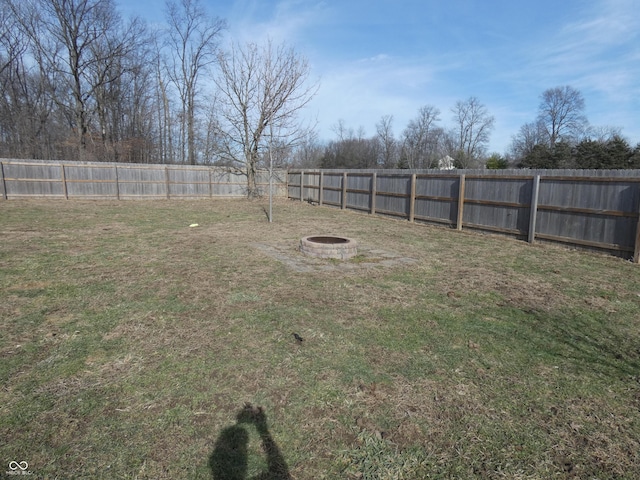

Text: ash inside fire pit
xmin=299 ymin=235 xmax=357 ymax=260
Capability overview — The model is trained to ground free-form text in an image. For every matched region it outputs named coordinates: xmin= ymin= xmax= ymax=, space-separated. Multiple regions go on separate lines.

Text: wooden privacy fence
xmin=288 ymin=169 xmax=640 ymax=263
xmin=0 ymin=159 xmax=287 ymax=200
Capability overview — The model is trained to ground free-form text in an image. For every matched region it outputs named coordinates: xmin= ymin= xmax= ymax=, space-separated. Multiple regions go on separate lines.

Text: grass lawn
xmin=1 ymin=198 xmax=639 ymax=479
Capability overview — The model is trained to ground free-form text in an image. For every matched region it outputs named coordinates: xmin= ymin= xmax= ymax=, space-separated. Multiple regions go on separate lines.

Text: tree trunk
xmin=188 ymin=93 xmax=195 ymax=165
xmin=245 ymin=143 xmax=262 ymax=197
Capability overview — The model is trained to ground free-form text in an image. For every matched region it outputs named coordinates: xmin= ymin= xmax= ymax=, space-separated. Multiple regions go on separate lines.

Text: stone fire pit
xmin=299 ymin=235 xmax=358 ymax=260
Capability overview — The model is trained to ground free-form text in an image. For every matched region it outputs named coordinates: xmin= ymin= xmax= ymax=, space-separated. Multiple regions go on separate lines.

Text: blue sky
xmin=119 ymin=0 xmax=640 ymax=154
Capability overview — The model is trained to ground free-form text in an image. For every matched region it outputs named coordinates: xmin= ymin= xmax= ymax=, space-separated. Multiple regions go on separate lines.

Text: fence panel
xmin=168 ymin=167 xmax=210 ymax=198
xmin=322 ymin=173 xmax=344 ymax=207
xmin=0 ymin=159 xmax=286 ymax=200
xmin=2 ymin=162 xmax=65 ymax=197
xmin=65 ymin=164 xmax=117 ymax=198
xmin=287 ymin=172 xmax=302 ymax=200
xmin=346 ymin=174 xmax=372 ymax=211
xmin=304 ymin=172 xmax=321 ymax=202
xmin=211 ymin=169 xmax=246 ymax=196
xmin=414 ymin=174 xmax=459 ymax=225
xmin=116 ymin=165 xmax=167 ymax=198
xmin=375 ymin=174 xmax=411 ymax=218
xmin=536 ymin=177 xmax=640 ymax=252
xmin=463 ymin=176 xmax=533 ymax=235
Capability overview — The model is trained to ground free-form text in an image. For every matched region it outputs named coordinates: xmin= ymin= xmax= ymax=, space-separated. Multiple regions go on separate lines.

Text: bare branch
xmin=212 ymin=39 xmax=318 ymax=196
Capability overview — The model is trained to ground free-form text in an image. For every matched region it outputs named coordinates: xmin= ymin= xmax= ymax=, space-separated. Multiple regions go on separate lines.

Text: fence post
xmin=342 ymin=172 xmax=348 ymax=209
xmin=319 ymin=171 xmax=324 ymax=206
xmin=114 ymin=165 xmax=120 ymax=200
xmin=371 ymin=172 xmax=376 ymax=214
xmin=528 ymin=175 xmax=540 ymax=244
xmin=0 ymin=161 xmax=7 ymax=200
xmin=634 ymin=192 xmax=640 ymax=264
xmin=300 ymin=170 xmax=304 ymax=202
xmin=61 ymin=163 xmax=68 ymax=199
xmin=284 ymin=170 xmax=289 ymax=199
xmin=409 ymin=173 xmax=417 ymax=222
xmin=209 ymin=169 xmax=213 ymax=198
xmin=165 ymin=166 xmax=170 ymax=199
xmin=456 ymin=174 xmax=465 ymax=230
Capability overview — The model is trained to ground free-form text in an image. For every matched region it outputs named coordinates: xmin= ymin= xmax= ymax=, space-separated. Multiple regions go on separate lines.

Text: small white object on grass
xmin=189 ymin=223 xmax=199 ymax=227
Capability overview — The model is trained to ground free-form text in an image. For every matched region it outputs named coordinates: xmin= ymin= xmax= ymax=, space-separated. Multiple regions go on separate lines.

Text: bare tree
xmin=88 ymin=15 xmax=150 ymax=161
xmin=401 ymin=105 xmax=442 ymax=168
xmin=164 ymin=0 xmax=225 ymax=164
xmin=319 ymin=121 xmax=380 ymax=168
xmin=9 ymin=0 xmax=150 ymax=161
xmin=289 ymin=130 xmax=323 ymax=168
xmin=213 ymin=39 xmax=318 ymax=196
xmin=537 ymin=85 xmax=588 ymax=147
xmin=0 ymin=1 xmax=42 ymax=157
xmin=375 ymin=115 xmax=396 ymax=168
xmin=584 ymin=124 xmax=621 ymax=143
xmin=509 ymin=120 xmax=547 ymax=161
xmin=150 ymin=33 xmax=175 ymax=164
xmin=450 ymin=97 xmax=494 ymax=168
xmin=0 ymin=52 xmax=60 ymax=159
xmin=1 ymin=1 xmax=26 ymax=76
xmin=15 ymin=0 xmax=102 ymax=158
xmin=331 ymin=119 xmax=354 ymax=143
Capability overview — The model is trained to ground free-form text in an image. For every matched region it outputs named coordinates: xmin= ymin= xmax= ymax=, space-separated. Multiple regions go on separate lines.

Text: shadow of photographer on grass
xmin=210 ymin=403 xmax=292 ymax=480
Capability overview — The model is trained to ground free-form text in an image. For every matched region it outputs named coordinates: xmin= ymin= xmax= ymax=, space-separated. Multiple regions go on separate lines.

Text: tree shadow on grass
xmin=210 ymin=403 xmax=292 ymax=480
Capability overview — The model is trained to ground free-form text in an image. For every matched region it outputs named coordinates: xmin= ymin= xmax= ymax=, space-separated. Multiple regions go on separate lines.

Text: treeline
xmin=311 ymin=85 xmax=640 ymax=170
xmin=508 ymin=86 xmax=640 ymax=169
xmin=316 ymin=100 xmax=494 ymax=170
xmin=518 ymin=137 xmax=640 ymax=169
xmin=1 ymin=0 xmax=195 ymax=164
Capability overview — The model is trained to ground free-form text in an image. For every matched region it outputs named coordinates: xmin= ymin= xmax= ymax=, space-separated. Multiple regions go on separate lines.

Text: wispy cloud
xmin=309 ymin=58 xmax=420 ymax=136
xmin=486 ymin=0 xmax=640 ymax=144
xmin=527 ymin=0 xmax=640 ymax=96
xmin=219 ymin=0 xmax=639 ymax=149
xmin=226 ymin=0 xmax=329 ymax=46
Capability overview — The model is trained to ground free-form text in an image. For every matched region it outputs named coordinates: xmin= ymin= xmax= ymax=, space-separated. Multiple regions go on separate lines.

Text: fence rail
xmin=288 ymin=169 xmax=640 ymax=263
xmin=0 ymin=159 xmax=287 ymax=200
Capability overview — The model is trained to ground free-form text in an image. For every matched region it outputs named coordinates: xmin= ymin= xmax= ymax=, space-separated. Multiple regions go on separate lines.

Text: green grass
xmin=1 ymin=198 xmax=639 ymax=479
